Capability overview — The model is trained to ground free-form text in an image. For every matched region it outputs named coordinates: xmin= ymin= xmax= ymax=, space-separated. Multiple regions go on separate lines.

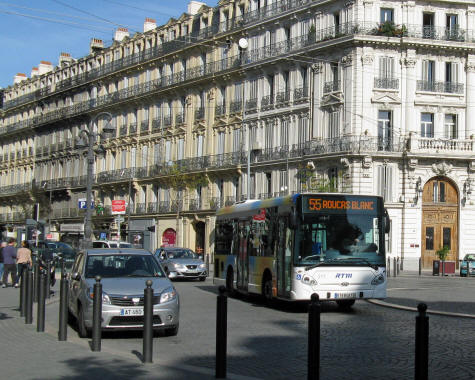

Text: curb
xmin=367 ymin=299 xmax=475 ymax=319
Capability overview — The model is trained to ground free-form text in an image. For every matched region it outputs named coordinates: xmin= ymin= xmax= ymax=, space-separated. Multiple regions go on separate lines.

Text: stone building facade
xmin=1 ymin=0 xmax=475 ymax=268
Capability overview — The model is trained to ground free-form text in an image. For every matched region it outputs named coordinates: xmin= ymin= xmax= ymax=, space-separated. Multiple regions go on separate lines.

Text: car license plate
xmin=334 ymin=292 xmax=356 ymax=299
xmin=120 ymin=308 xmax=144 ymax=316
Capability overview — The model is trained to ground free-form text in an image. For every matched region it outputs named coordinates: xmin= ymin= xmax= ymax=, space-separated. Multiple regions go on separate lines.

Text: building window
xmin=444 ymin=114 xmax=457 ymax=139
xmin=378 ymin=111 xmax=392 ymax=150
xmin=328 ymin=111 xmax=339 ymax=139
xmin=280 ymin=120 xmax=289 ymax=148
xmin=443 ymin=227 xmax=451 ymax=249
xmin=433 ymin=181 xmax=446 ymax=203
xmin=380 ymin=8 xmax=394 ymax=23
xmin=376 ymin=165 xmax=394 ymax=202
xmin=422 ymin=60 xmax=435 ymax=84
xmin=421 ymin=113 xmax=434 ymax=138
xmin=425 ymin=227 xmax=434 ymax=250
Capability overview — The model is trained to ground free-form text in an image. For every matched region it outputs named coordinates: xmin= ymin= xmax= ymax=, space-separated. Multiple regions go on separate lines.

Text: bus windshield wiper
xmin=332 ymin=257 xmax=379 ymax=270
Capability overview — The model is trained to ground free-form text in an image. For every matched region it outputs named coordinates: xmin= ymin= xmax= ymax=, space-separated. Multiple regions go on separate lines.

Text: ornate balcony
xmin=416 ymin=80 xmax=464 ymax=94
xmin=294 ymin=86 xmax=309 ymax=101
xmin=323 ymin=81 xmax=341 ymax=93
xmin=195 ymin=107 xmax=205 ymax=120
xmin=229 ymin=100 xmax=242 ymax=113
xmin=374 ymin=78 xmax=399 ymax=90
xmin=275 ymin=91 xmax=290 ymax=105
xmin=245 ymin=98 xmax=258 ymax=112
xmin=261 ymin=95 xmax=274 ymax=110
xmin=140 ymin=120 xmax=149 ymax=135
xmin=159 ymin=201 xmax=170 ymax=213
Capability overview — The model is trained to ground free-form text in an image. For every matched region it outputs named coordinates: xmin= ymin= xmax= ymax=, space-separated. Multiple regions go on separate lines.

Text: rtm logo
xmin=335 ymin=273 xmax=352 ymax=279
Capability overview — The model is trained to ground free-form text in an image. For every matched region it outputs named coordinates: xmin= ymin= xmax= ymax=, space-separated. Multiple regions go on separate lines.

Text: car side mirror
xmin=71 ymin=272 xmax=81 ymax=281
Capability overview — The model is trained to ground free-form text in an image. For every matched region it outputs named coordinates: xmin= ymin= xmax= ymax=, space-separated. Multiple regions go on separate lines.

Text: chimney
xmin=38 ymin=61 xmax=53 ymax=75
xmin=144 ymin=18 xmax=157 ymax=33
xmin=90 ymin=38 xmax=104 ymax=54
xmin=188 ymin=1 xmax=206 ymax=15
xmin=14 ymin=73 xmax=27 ymax=84
xmin=59 ymin=52 xmax=73 ymax=67
xmin=31 ymin=67 xmax=39 ymax=77
xmin=114 ymin=27 xmax=129 ymax=42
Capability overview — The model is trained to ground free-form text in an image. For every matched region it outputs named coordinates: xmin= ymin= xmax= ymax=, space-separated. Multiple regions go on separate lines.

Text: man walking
xmin=2 ymin=238 xmax=18 ymax=288
xmin=0 ymin=241 xmax=5 ymax=285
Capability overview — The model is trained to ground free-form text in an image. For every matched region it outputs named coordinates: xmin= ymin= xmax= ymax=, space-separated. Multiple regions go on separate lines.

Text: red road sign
xmin=111 ymin=200 xmax=126 ymax=214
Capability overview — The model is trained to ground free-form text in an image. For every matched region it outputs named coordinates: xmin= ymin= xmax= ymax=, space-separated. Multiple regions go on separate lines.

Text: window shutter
xmin=386 ymin=166 xmax=394 ymax=202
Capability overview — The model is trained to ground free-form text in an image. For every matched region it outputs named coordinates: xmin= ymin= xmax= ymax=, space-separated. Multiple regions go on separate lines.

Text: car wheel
xmin=199 ymin=276 xmax=206 ymax=282
xmin=336 ymin=299 xmax=356 ymax=310
xmin=77 ymin=304 xmax=90 ymax=338
xmin=262 ymin=275 xmax=273 ymax=302
xmin=164 ymin=324 xmax=179 ymax=336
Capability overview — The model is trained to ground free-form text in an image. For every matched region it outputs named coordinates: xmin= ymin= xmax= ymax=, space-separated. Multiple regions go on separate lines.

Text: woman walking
xmin=16 ymin=240 xmax=32 ymax=286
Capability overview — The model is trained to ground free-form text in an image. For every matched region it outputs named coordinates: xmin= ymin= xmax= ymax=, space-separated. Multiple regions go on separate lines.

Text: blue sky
xmin=0 ymin=0 xmax=218 ymax=89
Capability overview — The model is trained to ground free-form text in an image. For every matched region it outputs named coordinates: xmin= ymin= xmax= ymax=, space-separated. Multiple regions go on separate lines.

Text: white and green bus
xmin=213 ymin=193 xmax=389 ymax=307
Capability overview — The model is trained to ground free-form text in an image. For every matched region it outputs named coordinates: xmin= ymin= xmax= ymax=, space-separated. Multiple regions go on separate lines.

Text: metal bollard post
xmin=143 ymin=280 xmax=153 ymax=363
xmin=91 ymin=276 xmax=102 ymax=352
xmin=20 ymin=269 xmax=26 ymax=316
xmin=37 ymin=273 xmax=46 ymax=332
xmin=25 ymin=268 xmax=33 ymax=324
xmin=61 ymin=258 xmax=66 ymax=280
xmin=216 ymin=285 xmax=227 ymax=379
xmin=308 ymin=293 xmax=321 ymax=380
xmin=393 ymin=257 xmax=397 ymax=277
xmin=397 ymin=257 xmax=400 ymax=275
xmin=400 ymin=257 xmax=404 ymax=271
xmin=45 ymin=261 xmax=51 ymax=299
xmin=58 ymin=275 xmax=69 ymax=341
xmin=33 ymin=262 xmax=39 ymax=303
xmin=206 ymin=254 xmax=210 ymax=277
xmin=415 ymin=303 xmax=429 ymax=380
xmin=419 ymin=258 xmax=422 ymax=276
xmin=387 ymin=258 xmax=391 ymax=277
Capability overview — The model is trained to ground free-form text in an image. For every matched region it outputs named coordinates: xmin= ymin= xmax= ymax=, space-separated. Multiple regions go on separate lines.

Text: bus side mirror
xmin=289 ymin=208 xmax=298 ymax=230
xmin=384 ymin=209 xmax=391 ymax=234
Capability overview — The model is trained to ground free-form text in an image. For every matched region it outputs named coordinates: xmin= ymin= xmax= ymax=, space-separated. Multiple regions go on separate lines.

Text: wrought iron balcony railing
xmin=275 ymin=91 xmax=291 ymax=104
xmin=294 ymin=86 xmax=309 ymax=100
xmin=374 ymin=78 xmax=399 ymax=90
xmin=416 ymin=80 xmax=464 ymax=94
xmin=229 ymin=100 xmax=242 ymax=113
xmin=261 ymin=95 xmax=274 ymax=109
xmin=323 ymin=80 xmax=341 ymax=93
xmin=215 ymin=104 xmax=225 ymax=116
xmin=194 ymin=107 xmax=205 ymax=120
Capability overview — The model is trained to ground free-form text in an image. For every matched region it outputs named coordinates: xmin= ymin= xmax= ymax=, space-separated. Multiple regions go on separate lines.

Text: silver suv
xmin=68 ymin=248 xmax=179 ymax=337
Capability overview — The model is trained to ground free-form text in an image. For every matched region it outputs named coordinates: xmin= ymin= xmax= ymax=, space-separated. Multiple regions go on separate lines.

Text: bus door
xmin=236 ymin=221 xmax=249 ymax=291
xmin=277 ymin=218 xmax=293 ymax=297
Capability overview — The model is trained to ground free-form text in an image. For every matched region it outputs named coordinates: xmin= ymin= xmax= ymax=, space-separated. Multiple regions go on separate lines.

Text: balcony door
xmin=421 ymin=177 xmax=458 ymax=269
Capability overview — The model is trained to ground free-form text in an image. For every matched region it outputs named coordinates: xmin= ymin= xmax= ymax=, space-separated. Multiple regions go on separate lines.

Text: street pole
xmin=238 ymin=38 xmax=249 ymax=200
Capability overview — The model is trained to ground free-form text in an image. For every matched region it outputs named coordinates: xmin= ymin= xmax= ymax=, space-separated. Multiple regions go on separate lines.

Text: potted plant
xmin=436 ymin=245 xmax=450 ymax=276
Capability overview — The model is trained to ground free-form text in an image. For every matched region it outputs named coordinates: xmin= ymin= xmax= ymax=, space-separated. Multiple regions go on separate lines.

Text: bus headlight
xmin=371 ymin=274 xmax=385 ymax=285
xmin=301 ymin=275 xmax=317 ymax=286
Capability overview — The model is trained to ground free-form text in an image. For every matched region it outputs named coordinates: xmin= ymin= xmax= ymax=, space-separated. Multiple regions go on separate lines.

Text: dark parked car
xmin=154 ymin=247 xmax=207 ymax=281
xmin=460 ymin=254 xmax=475 ymax=277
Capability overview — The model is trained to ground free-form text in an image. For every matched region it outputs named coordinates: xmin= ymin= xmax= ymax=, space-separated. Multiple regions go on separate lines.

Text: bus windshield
xmin=295 ymin=213 xmax=384 ymax=267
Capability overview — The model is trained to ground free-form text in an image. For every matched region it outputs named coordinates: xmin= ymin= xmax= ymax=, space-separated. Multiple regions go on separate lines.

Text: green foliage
xmin=372 ymin=21 xmax=407 ymax=37
xmin=164 ymin=163 xmax=209 ymax=191
xmin=436 ymin=245 xmax=450 ymax=261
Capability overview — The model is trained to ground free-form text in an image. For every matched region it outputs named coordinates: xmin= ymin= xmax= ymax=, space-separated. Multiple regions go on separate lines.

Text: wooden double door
xmin=421 ymin=177 xmax=458 ymax=269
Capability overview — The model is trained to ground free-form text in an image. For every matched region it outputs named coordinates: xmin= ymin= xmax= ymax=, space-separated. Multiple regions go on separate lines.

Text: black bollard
xmin=419 ymin=258 xmax=422 ymax=276
xmin=400 ymin=257 xmax=404 ymax=271
xmin=37 ymin=273 xmax=46 ymax=332
xmin=206 ymin=254 xmax=210 ymax=277
xmin=25 ymin=268 xmax=33 ymax=324
xmin=216 ymin=285 xmax=227 ymax=379
xmin=58 ymin=275 xmax=69 ymax=341
xmin=20 ymin=269 xmax=26 ymax=316
xmin=33 ymin=262 xmax=39 ymax=303
xmin=143 ymin=279 xmax=153 ymax=363
xmin=387 ymin=258 xmax=391 ymax=277
xmin=308 ymin=293 xmax=320 ymax=380
xmin=92 ymin=276 xmax=102 ymax=352
xmin=397 ymin=257 xmax=400 ymax=275
xmin=415 ymin=303 xmax=429 ymax=380
xmin=393 ymin=257 xmax=397 ymax=277
xmin=45 ymin=261 xmax=51 ymax=299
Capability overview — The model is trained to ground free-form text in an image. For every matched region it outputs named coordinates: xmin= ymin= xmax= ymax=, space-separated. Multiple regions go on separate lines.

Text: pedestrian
xmin=2 ymin=238 xmax=18 ymax=288
xmin=16 ymin=240 xmax=32 ymax=284
xmin=0 ymin=241 xmax=6 ymax=285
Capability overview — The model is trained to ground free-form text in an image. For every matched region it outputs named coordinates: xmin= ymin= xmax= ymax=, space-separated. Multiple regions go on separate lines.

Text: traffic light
xmin=147 ymin=226 xmax=155 ymax=232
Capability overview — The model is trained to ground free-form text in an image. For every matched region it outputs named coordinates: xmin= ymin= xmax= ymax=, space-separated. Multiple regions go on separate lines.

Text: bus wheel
xmin=226 ymin=269 xmax=234 ymax=295
xmin=336 ymin=299 xmax=355 ymax=310
xmin=262 ymin=275 xmax=273 ymax=302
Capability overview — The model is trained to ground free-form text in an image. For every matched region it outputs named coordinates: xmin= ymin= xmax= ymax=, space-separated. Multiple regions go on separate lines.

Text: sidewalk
xmin=0 ymin=284 xmax=256 ymax=380
xmin=369 ymin=270 xmax=475 ymax=318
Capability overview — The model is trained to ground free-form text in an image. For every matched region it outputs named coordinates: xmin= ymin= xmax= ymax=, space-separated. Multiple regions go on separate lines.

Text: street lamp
xmin=76 ymin=112 xmax=114 ymax=250
xmin=238 ymin=37 xmax=251 ymax=200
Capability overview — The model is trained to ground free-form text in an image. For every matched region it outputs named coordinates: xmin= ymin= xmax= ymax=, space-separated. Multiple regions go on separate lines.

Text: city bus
xmin=213 ymin=193 xmax=389 ymax=307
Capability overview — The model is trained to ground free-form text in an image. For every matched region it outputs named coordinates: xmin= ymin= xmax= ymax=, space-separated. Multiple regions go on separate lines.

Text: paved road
xmin=1 ymin=273 xmax=474 ymax=379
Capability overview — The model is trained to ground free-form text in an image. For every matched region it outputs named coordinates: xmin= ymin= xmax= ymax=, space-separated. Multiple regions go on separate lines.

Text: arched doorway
xmin=421 ymin=176 xmax=458 ymax=269
xmin=194 ymin=221 xmax=205 ymax=257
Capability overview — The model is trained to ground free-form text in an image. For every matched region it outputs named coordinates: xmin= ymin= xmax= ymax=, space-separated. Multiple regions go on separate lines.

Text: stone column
xmin=361 ymin=53 xmax=374 ymax=135
xmin=403 ymin=55 xmax=417 ymax=134
xmin=466 ymin=59 xmax=475 ymax=138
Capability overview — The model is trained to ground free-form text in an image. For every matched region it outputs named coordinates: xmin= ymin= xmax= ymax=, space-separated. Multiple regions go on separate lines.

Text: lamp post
xmin=238 ymin=37 xmax=250 ymax=200
xmin=76 ymin=112 xmax=114 ymax=250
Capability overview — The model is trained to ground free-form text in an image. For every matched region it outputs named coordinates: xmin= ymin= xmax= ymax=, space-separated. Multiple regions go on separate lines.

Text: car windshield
xmin=167 ymin=249 xmax=198 ymax=259
xmin=464 ymin=254 xmax=475 ymax=261
xmin=85 ymin=254 xmax=165 ymax=278
xmin=295 ymin=214 xmax=385 ymax=267
xmin=119 ymin=242 xmax=133 ymax=248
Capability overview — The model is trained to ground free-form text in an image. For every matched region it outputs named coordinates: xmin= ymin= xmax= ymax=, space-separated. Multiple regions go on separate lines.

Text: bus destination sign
xmin=302 ymin=195 xmax=378 ymax=215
